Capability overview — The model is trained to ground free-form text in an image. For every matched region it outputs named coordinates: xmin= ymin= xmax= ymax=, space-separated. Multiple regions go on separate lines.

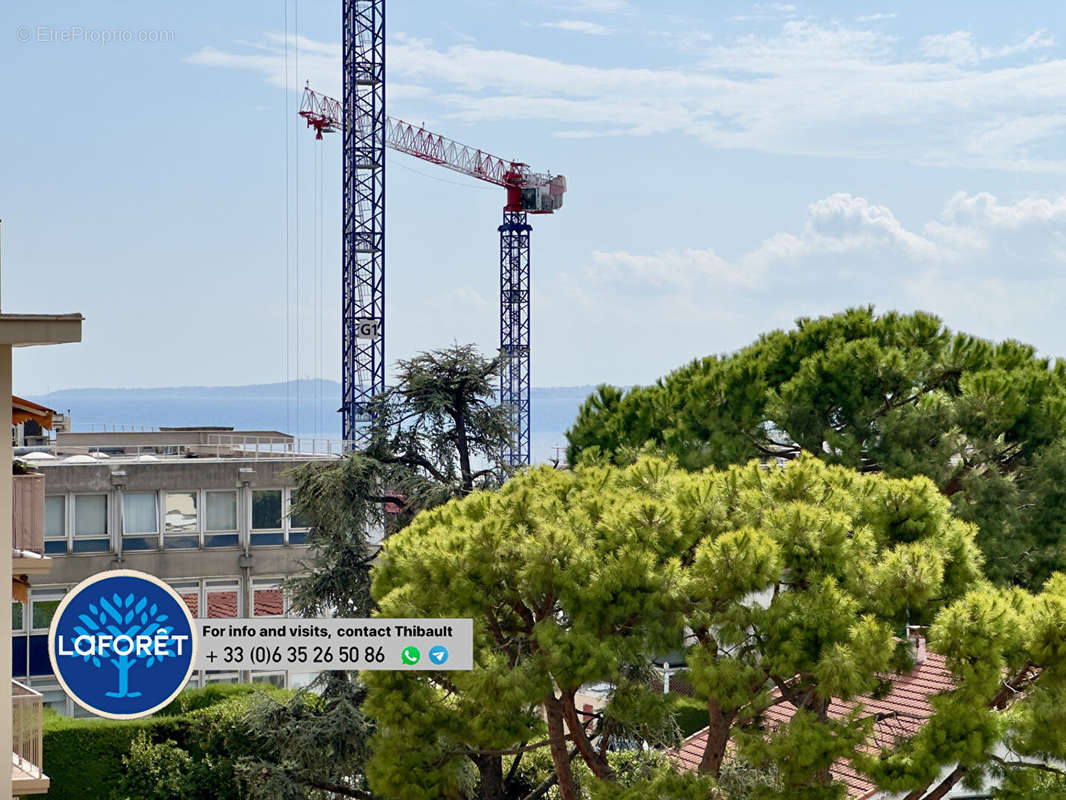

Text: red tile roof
xmin=669 ymin=652 xmax=954 ymax=799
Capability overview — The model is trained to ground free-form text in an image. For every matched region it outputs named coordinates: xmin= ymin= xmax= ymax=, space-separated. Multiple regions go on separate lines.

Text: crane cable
xmin=294 ymin=0 xmax=301 ymax=438
xmin=283 ymin=0 xmax=291 ymax=435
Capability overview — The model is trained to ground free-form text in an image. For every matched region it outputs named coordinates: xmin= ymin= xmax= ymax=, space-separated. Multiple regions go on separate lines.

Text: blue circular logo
xmin=48 ymin=570 xmax=197 ymax=719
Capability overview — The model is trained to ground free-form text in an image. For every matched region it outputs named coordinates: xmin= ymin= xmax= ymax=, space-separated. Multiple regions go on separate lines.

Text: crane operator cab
xmin=521 ymin=175 xmax=567 ymax=213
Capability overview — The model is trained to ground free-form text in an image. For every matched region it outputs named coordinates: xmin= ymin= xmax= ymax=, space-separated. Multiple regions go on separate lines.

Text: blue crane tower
xmin=342 ymin=0 xmax=385 ymax=442
xmin=299 ymin=2 xmax=566 ymax=464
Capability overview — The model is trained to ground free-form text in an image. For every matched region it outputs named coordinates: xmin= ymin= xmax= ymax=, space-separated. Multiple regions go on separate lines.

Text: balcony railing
xmin=12 ymin=680 xmax=48 ymax=792
xmin=17 ymin=436 xmax=354 ymax=462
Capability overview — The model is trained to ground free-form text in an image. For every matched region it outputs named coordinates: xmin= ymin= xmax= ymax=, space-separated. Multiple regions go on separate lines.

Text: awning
xmin=12 ymin=395 xmax=56 ymax=429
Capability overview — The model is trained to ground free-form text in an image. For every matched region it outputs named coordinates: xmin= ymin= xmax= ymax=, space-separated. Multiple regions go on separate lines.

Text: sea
xmin=26 ymin=381 xmax=602 ymax=465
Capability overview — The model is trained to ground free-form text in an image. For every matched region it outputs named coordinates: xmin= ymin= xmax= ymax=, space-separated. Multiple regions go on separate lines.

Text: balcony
xmin=12 ymin=680 xmax=48 ymax=794
xmin=12 ymin=472 xmax=49 ymax=577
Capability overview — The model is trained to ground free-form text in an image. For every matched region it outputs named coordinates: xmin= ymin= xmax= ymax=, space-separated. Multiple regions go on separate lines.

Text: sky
xmin=3 ymin=1 xmax=1066 ymax=395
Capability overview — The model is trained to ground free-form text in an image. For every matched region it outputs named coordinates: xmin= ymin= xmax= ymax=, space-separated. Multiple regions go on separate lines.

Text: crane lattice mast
xmin=341 ymin=0 xmax=385 ymax=443
xmin=301 ymin=88 xmax=566 ymax=466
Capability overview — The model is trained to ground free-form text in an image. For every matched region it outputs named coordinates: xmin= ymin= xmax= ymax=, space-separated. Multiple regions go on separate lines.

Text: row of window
xmin=44 ymin=488 xmax=310 ymax=554
xmin=13 ymin=576 xmax=288 ymax=634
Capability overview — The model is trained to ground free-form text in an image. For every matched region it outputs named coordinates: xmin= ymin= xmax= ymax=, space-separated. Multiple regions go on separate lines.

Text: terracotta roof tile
xmin=668 ymin=653 xmax=953 ymax=799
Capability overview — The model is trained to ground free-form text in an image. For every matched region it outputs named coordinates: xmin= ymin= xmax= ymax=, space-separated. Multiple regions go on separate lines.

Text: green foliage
xmin=363 ymin=454 xmax=982 ymax=799
xmin=155 ymin=681 xmax=263 ymax=716
xmin=41 ymin=685 xmax=290 ymax=800
xmin=674 ymin=695 xmax=712 ymax=738
xmin=42 ymin=711 xmax=192 ymax=800
xmin=111 ymin=732 xmax=195 ymax=800
xmin=235 ymin=676 xmax=373 ymax=800
xmin=566 ymin=307 xmax=1066 ymax=587
xmin=860 ymin=574 xmax=1066 ymax=797
xmin=257 ymin=344 xmax=516 ymax=799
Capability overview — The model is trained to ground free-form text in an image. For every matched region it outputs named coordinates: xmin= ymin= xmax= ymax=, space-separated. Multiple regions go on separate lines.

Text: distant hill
xmin=25 ymin=382 xmax=605 ymax=460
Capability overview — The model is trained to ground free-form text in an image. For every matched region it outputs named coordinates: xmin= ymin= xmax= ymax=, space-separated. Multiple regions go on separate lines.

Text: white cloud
xmin=585 ymin=248 xmax=757 ymax=289
xmin=919 ymin=31 xmax=980 ymax=66
xmin=856 ymin=13 xmax=897 ymax=22
xmin=188 ymin=23 xmax=1066 ymax=173
xmin=580 ymin=190 xmax=1066 ymax=297
xmin=920 ymin=29 xmax=1055 ymax=66
xmin=549 ymin=189 xmax=1066 ymax=382
xmin=540 ymin=20 xmax=610 ymax=36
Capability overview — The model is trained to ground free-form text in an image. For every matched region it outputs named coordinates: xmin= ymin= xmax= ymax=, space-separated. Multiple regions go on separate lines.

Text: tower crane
xmin=300 ymin=84 xmax=566 ymax=466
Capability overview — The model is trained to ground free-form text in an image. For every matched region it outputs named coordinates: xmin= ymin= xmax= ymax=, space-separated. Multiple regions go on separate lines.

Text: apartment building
xmin=0 ymin=313 xmax=85 ymax=800
xmin=12 ymin=427 xmax=345 ymax=716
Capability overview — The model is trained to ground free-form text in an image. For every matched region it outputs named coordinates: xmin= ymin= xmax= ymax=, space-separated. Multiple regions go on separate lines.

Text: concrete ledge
xmin=0 ymin=314 xmax=82 ymax=347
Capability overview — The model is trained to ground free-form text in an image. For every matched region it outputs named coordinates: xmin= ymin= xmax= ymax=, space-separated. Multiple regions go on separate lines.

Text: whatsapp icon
xmin=401 ymin=646 xmax=421 ymax=666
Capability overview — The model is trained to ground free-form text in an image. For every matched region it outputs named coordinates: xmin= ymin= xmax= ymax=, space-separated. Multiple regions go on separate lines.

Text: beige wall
xmin=2 ymin=344 xmax=14 ymax=800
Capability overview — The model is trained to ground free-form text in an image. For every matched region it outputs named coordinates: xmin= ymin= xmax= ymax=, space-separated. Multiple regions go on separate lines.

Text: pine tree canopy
xmin=358 ymin=454 xmax=1066 ymax=800
xmin=565 ymin=307 xmax=1066 ymax=588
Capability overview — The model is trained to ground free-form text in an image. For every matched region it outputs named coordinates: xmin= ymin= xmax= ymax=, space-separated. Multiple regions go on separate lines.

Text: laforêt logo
xmin=48 ymin=570 xmax=197 ymax=719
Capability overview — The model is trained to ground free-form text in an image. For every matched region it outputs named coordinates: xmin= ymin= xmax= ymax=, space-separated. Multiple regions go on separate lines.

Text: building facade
xmin=13 ymin=428 xmax=341 ymax=716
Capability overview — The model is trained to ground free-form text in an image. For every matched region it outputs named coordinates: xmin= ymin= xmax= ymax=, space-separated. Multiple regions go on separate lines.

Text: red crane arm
xmin=299 ymin=85 xmax=560 ymax=193
xmin=385 ymin=117 xmax=530 ymax=188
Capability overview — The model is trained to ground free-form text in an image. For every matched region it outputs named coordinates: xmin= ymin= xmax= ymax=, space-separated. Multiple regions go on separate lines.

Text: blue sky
xmin=3 ymin=1 xmax=1066 ymax=395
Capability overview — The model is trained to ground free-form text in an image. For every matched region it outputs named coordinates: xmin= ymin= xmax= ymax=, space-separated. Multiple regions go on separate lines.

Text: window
xmin=122 ymin=492 xmax=158 ymax=551
xmin=204 ymin=673 xmax=239 ymax=685
xmin=253 ymin=579 xmax=284 ymax=617
xmin=31 ymin=683 xmax=68 ymax=715
xmin=31 ymin=590 xmax=64 ymax=632
xmin=205 ymin=491 xmax=238 ymax=548
xmin=251 ymin=490 xmax=283 ymax=545
xmin=251 ymin=672 xmax=286 ymax=688
xmin=12 ymin=600 xmax=24 ymax=632
xmin=288 ymin=490 xmax=310 ymax=545
xmin=44 ymin=496 xmax=66 ymax=554
xmin=171 ymin=581 xmax=200 ymax=617
xmin=165 ymin=492 xmax=199 ymax=549
xmin=73 ymin=495 xmax=109 ymax=553
xmin=205 ymin=580 xmax=239 ymax=618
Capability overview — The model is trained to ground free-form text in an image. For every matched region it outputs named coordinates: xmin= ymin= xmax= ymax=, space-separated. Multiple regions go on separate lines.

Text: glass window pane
xmin=206 ymin=588 xmax=238 ymax=618
xmin=205 ymin=491 xmax=237 ymax=531
xmin=123 ymin=493 xmax=157 ymax=534
xmin=204 ymin=533 xmax=238 ymax=548
xmin=44 ymin=497 xmax=65 ymax=539
xmin=164 ymin=534 xmax=198 ymax=550
xmin=12 ymin=601 xmax=24 ymax=631
xmin=289 ymin=491 xmax=312 ymax=529
xmin=32 ymin=599 xmax=61 ymax=630
xmin=253 ymin=584 xmax=283 ymax=617
xmin=74 ymin=495 xmax=106 ymax=537
xmin=251 ymin=532 xmax=284 ymax=547
xmin=165 ymin=492 xmax=198 ymax=533
xmin=72 ymin=539 xmax=110 ymax=553
xmin=252 ymin=490 xmax=282 ymax=530
xmin=171 ymin=583 xmax=200 ymax=617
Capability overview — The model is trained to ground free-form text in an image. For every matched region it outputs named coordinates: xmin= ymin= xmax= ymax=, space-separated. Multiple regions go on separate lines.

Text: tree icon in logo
xmin=71 ymin=592 xmax=176 ymax=699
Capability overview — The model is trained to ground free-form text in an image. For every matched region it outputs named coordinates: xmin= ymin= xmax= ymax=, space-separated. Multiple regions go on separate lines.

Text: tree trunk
xmin=544 ymin=695 xmax=579 ymax=800
xmin=902 ymin=765 xmax=966 ymax=800
xmin=560 ymin=692 xmax=614 ymax=780
xmin=473 ymin=752 xmax=505 ymax=800
xmin=453 ymin=397 xmax=474 ymax=495
xmin=698 ymin=698 xmax=735 ymax=777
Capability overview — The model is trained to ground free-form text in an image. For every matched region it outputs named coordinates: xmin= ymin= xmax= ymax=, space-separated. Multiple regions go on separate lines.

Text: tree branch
xmin=988 ymin=754 xmax=1066 ymax=776
xmin=518 ymin=747 xmax=579 ymax=800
